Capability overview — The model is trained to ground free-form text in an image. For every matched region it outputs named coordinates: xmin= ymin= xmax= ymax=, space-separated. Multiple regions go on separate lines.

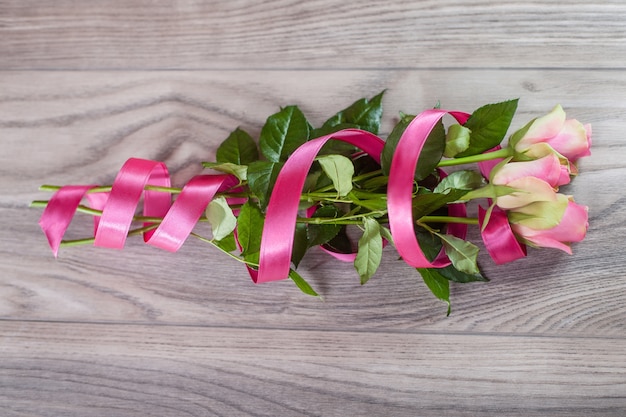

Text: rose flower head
xmin=510 ymin=104 xmax=592 ymax=163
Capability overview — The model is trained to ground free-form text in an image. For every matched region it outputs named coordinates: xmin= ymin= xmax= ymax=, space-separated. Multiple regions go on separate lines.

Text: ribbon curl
xmin=257 ymin=129 xmax=385 ymax=283
xmin=387 ymin=110 xmax=470 ymax=269
xmin=39 ymin=109 xmax=525 ymax=283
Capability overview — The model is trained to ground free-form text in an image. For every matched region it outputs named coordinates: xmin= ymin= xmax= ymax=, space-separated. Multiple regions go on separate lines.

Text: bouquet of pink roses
xmin=33 ymin=92 xmax=591 ymax=314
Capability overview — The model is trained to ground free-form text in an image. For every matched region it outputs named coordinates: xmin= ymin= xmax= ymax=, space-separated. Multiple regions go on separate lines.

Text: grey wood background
xmin=1 ymin=1 xmax=625 ymax=415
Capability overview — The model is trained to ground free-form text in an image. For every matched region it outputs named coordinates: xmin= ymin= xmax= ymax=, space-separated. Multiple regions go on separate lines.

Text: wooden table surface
xmin=1 ymin=1 xmax=625 ymax=415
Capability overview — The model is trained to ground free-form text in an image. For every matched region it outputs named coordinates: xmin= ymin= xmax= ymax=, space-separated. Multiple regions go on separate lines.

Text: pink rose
xmin=491 ymin=154 xmax=569 ymax=210
xmin=512 ymin=105 xmax=592 ymax=162
xmin=510 ymin=195 xmax=589 ymax=254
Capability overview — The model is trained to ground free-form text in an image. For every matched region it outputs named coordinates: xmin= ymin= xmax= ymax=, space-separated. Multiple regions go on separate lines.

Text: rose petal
xmin=492 ymin=154 xmax=563 ymax=188
xmin=546 ymin=119 xmax=592 ymax=161
xmin=515 ymin=105 xmax=566 ymax=150
xmin=511 ymin=199 xmax=588 ymax=254
xmin=496 ymin=177 xmax=558 ymax=210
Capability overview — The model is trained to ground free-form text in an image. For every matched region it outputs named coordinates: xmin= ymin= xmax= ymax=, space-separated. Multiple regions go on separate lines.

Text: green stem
xmin=38 ymin=184 xmax=254 ymax=199
xmin=350 ymin=190 xmax=387 ymax=200
xmin=295 ymin=217 xmax=363 ymax=225
xmin=59 ymin=224 xmax=159 ymax=247
xmin=38 ymin=184 xmax=185 ymax=194
xmin=310 ymin=169 xmax=383 ymax=194
xmin=300 ymin=193 xmax=353 ymax=204
xmin=436 ymin=147 xmax=511 ymax=167
xmin=190 ymin=232 xmax=259 ymax=267
xmin=30 ymin=201 xmax=208 ymax=224
xmin=352 ymin=169 xmax=383 ymax=183
xmin=30 ymin=200 xmax=103 ymax=216
xmin=419 ymin=215 xmax=479 ymax=225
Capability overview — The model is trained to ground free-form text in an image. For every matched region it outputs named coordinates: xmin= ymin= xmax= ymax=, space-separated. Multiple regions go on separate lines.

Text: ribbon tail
xmin=478 ymin=205 xmax=527 ymax=265
xmin=38 ymin=185 xmax=97 ymax=257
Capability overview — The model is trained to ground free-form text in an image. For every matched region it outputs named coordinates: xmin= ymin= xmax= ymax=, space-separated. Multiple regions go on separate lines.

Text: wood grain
xmin=1 ymin=70 xmax=624 ymax=336
xmin=1 ymin=321 xmax=625 ymax=417
xmin=1 ymin=69 xmax=623 ymax=201
xmin=1 ymin=1 xmax=626 ymax=70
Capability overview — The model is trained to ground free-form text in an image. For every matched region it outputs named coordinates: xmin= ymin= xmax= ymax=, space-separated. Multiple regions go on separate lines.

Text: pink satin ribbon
xmin=40 ymin=159 xmax=236 ymax=256
xmin=39 ymin=185 xmax=97 ymax=257
xmin=94 ymin=158 xmax=171 ymax=248
xmin=147 ymin=174 xmax=232 ymax=252
xmin=39 ymin=109 xmax=526 ymax=282
xmin=256 ymin=129 xmax=385 ymax=283
xmin=478 ymin=205 xmax=527 ymax=264
xmin=387 ymin=110 xmax=470 ymax=269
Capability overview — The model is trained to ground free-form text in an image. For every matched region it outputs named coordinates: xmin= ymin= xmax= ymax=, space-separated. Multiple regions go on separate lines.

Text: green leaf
xmin=213 ymin=231 xmax=237 ymax=253
xmin=379 ymin=225 xmax=394 ymax=245
xmin=202 ymin=162 xmax=248 ymax=182
xmin=323 ymin=227 xmax=353 ymax=254
xmin=259 ymin=106 xmax=310 ymax=163
xmin=508 ymin=116 xmax=535 ymax=149
xmin=416 ymin=226 xmax=443 ymax=261
xmin=479 ymin=201 xmax=497 ymax=232
xmin=419 ymin=119 xmax=446 ymax=180
xmin=311 ymin=122 xmax=363 ymax=140
xmin=307 ymin=205 xmax=342 ymax=247
xmin=312 ymin=91 xmax=385 ymax=155
xmin=456 ymin=99 xmax=518 ymax=157
xmin=302 ymin=170 xmax=323 ymax=193
xmin=316 ymin=155 xmax=354 ymax=196
xmin=353 ymin=198 xmax=388 ymax=212
xmin=354 ymin=217 xmax=383 ymax=285
xmin=361 ymin=175 xmax=389 ymax=191
xmin=417 ymin=227 xmax=487 ymax=283
xmin=237 ymin=201 xmax=265 ymax=260
xmin=381 ymin=114 xmax=411 ymax=176
xmin=291 ymin=223 xmax=309 ymax=268
xmin=433 ymin=170 xmax=485 ymax=194
xmin=247 ymin=161 xmax=284 ymax=208
xmin=317 ymin=91 xmax=385 ymax=135
xmin=437 ymin=233 xmax=480 ymax=275
xmin=417 ymin=268 xmax=451 ymax=316
xmin=413 ymin=189 xmax=468 ymax=220
xmin=206 ymin=196 xmax=237 ymax=241
xmin=312 ymin=129 xmax=360 ymax=156
xmin=440 ymin=266 xmax=487 ymax=283
xmin=381 ymin=115 xmax=446 ymax=181
xmin=216 ymin=128 xmax=258 ymax=165
xmin=289 ymin=269 xmax=320 ymax=297
xmin=444 ymin=124 xmax=471 ymax=158
xmin=432 ymin=265 xmax=487 ymax=283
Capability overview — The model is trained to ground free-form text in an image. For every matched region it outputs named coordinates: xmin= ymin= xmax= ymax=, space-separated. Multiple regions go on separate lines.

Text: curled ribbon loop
xmin=147 ymin=174 xmax=233 ymax=252
xmin=95 ymin=158 xmax=171 ymax=248
xmin=256 ymin=129 xmax=385 ymax=283
xmin=40 ymin=159 xmax=239 ymax=256
xmin=387 ymin=110 xmax=470 ymax=269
